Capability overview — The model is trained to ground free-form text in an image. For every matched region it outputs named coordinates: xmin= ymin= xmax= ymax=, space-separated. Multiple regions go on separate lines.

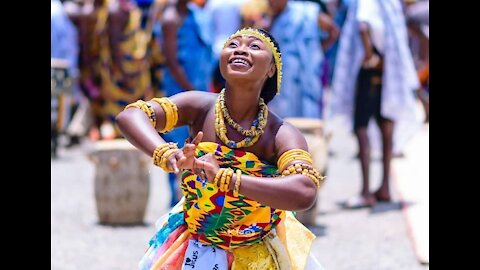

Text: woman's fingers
xmin=167 ymin=154 xmax=180 ymax=174
xmin=191 ymin=131 xmax=203 ymax=146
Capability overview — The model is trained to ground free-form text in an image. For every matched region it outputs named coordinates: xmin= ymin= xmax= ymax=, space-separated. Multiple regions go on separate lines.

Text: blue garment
xmin=160 ymin=4 xmax=214 ymax=206
xmin=134 ymin=0 xmax=153 ymax=29
xmin=268 ymin=1 xmax=324 ymax=119
xmin=134 ymin=0 xmax=153 ymax=5
xmin=51 ymin=0 xmax=78 ymax=77
xmin=161 ymin=126 xmax=189 ymax=207
xmin=51 ymin=0 xmax=79 ymax=131
xmin=161 ymin=2 xmax=214 ymax=95
xmin=324 ymin=1 xmax=349 ymax=85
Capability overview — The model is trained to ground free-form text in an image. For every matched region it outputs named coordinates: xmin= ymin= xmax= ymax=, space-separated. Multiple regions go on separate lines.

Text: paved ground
xmin=51 ymin=120 xmax=429 ymax=270
xmin=392 ymin=124 xmax=429 ymax=265
xmin=311 ymin=119 xmax=429 ymax=270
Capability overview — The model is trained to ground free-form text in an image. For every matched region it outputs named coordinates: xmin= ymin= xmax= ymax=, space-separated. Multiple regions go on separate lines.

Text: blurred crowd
xmin=51 ymin=0 xmax=429 ymax=150
xmin=52 ymin=0 xmax=428 ymax=206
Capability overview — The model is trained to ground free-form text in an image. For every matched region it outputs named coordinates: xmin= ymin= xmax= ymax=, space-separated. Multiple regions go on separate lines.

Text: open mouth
xmin=228 ymin=57 xmax=252 ymax=67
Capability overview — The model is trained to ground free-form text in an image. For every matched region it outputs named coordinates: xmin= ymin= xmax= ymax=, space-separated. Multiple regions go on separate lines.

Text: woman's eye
xmin=250 ymin=44 xmax=260 ymax=49
xmin=229 ymin=42 xmax=238 ymax=48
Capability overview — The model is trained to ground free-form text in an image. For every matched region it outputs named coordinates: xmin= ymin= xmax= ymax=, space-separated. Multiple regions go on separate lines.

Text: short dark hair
xmin=256 ymin=28 xmax=281 ymax=104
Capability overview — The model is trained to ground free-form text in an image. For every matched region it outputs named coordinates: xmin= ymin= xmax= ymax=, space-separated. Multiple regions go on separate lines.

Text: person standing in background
xmin=160 ymin=0 xmax=214 ymax=206
xmin=331 ymin=0 xmax=420 ymax=208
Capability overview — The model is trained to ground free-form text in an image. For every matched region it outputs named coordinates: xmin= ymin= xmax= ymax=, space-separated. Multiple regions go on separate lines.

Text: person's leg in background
xmin=354 ymin=125 xmax=373 ymax=204
xmin=375 ymin=117 xmax=394 ymax=202
xmin=371 ymin=67 xmax=393 ymax=202
xmin=348 ymin=68 xmax=378 ymax=207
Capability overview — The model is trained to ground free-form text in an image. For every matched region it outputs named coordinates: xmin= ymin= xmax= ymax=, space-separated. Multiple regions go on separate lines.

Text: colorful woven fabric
xmin=181 ymin=142 xmax=285 ymax=250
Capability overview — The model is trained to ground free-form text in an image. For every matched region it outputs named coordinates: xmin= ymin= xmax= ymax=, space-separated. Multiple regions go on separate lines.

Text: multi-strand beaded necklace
xmin=214 ymin=89 xmax=268 ymax=148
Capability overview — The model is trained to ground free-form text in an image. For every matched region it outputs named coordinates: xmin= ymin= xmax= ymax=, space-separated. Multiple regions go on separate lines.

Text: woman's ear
xmin=267 ymin=62 xmax=276 ymax=78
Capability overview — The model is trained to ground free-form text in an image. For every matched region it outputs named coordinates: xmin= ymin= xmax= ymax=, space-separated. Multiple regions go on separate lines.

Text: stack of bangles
xmin=277 ymin=149 xmax=326 ymax=188
xmin=126 ymin=98 xmax=181 ymax=172
xmin=213 ymin=168 xmax=242 ymax=197
xmin=152 ymin=142 xmax=179 ymax=172
xmin=124 ymin=100 xmax=156 ymax=126
xmin=124 ymin=97 xmax=178 ymax=133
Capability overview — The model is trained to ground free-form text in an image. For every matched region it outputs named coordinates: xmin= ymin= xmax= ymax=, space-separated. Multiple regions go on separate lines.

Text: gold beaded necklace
xmin=215 ymin=89 xmax=268 ymax=148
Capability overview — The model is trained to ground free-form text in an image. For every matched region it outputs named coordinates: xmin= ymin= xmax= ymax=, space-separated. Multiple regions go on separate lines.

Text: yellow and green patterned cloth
xmin=182 ymin=142 xmax=286 ymax=250
xmin=140 ymin=142 xmax=318 ymax=270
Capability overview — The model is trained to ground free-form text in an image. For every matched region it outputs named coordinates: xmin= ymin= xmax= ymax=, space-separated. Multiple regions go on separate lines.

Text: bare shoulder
xmin=271 ymin=112 xmax=309 ymax=158
xmin=166 ymin=91 xmax=217 ymax=124
xmin=169 ymin=91 xmax=217 ymax=108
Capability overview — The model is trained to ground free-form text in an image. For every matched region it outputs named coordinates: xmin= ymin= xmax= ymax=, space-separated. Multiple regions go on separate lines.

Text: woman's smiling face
xmin=220 ymin=34 xmax=275 ymax=84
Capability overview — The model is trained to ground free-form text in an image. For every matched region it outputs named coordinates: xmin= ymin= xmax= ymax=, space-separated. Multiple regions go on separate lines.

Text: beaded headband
xmin=224 ymin=28 xmax=283 ymax=95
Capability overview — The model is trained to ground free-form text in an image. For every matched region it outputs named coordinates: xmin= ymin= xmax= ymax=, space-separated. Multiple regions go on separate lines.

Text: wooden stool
xmin=284 ymin=118 xmax=328 ymax=226
xmin=89 ymin=139 xmax=150 ymax=225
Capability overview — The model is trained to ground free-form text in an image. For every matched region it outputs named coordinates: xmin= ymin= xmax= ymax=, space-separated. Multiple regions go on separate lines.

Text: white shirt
xmin=356 ymin=0 xmax=385 ymax=54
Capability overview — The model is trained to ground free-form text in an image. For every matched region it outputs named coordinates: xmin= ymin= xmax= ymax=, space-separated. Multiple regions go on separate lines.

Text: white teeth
xmin=232 ymin=58 xmax=249 ymax=66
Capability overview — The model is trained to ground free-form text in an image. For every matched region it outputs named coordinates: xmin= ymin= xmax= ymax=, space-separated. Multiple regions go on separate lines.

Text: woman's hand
xmin=166 ymin=131 xmax=216 ymax=175
xmin=362 ymin=53 xmax=381 ymax=69
xmin=194 ymin=153 xmax=220 ymax=183
xmin=166 ymin=131 xmax=201 ymax=173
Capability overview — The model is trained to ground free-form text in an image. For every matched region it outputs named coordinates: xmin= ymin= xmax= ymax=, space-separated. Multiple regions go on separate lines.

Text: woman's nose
xmin=233 ymin=44 xmax=249 ymax=56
